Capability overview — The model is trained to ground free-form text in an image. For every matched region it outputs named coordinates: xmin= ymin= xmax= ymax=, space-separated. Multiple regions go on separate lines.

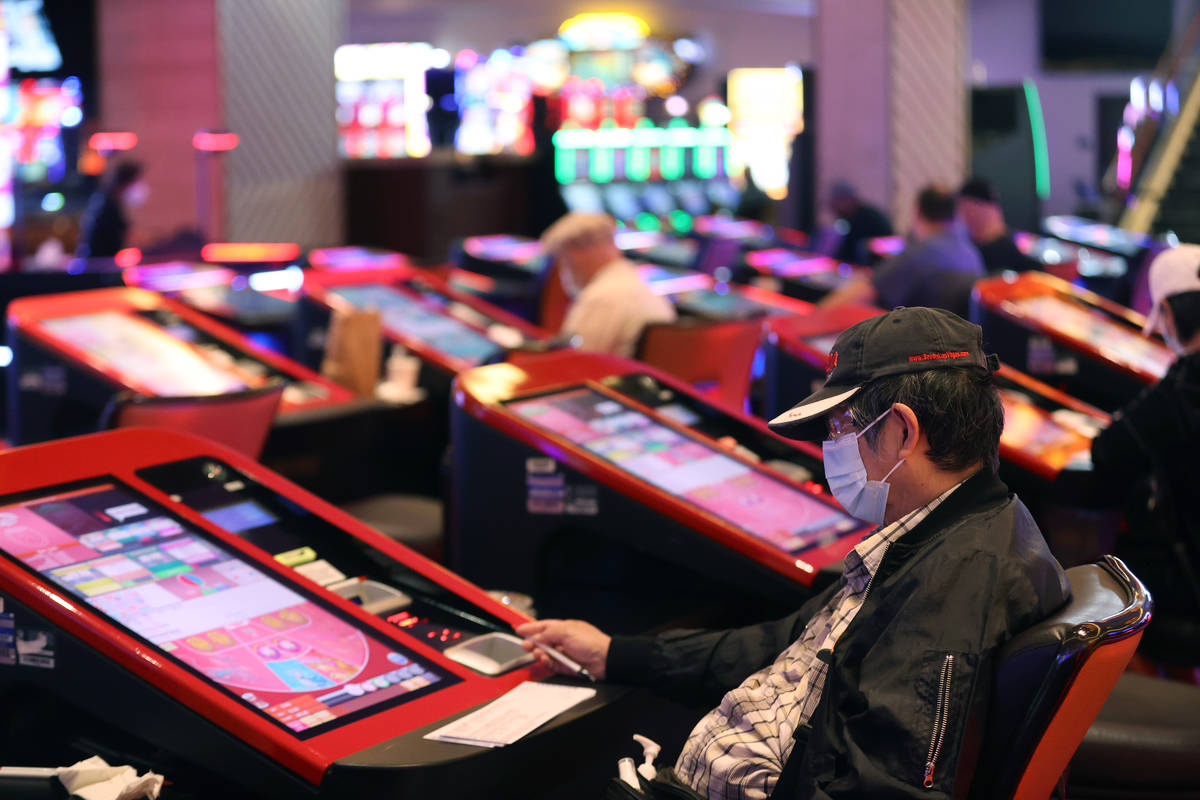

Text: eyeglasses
xmin=825 ymin=408 xmax=859 ymax=441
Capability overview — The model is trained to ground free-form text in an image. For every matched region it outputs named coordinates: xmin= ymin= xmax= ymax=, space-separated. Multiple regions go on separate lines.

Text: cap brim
xmin=767 ymin=384 xmax=862 ymax=440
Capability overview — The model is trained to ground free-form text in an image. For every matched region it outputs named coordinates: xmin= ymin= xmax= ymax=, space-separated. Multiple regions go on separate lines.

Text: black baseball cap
xmin=768 ymin=307 xmax=999 ymax=440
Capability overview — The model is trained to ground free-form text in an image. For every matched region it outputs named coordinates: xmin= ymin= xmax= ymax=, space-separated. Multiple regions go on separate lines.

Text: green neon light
xmin=694 ymin=144 xmax=717 ymax=179
xmin=1022 ymin=79 xmax=1050 ymax=201
xmin=554 ymin=141 xmax=576 ymax=184
xmin=627 ymin=119 xmax=652 ymax=182
xmin=635 ymin=212 xmax=661 ymax=231
xmin=591 ymin=145 xmax=615 ymax=183
xmin=669 ymin=209 xmax=693 ymax=233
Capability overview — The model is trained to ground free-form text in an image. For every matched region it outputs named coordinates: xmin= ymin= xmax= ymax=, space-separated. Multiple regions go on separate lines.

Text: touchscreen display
xmin=508 ymin=388 xmax=859 ymax=553
xmin=697 ymin=217 xmax=763 ymax=240
xmin=0 ymin=482 xmax=452 ymax=737
xmin=673 ymin=181 xmax=710 ymax=217
xmin=329 ymin=283 xmax=501 ymax=365
xmin=1006 ymin=295 xmax=1172 ymax=379
xmin=641 ymin=185 xmax=677 ymax=217
xmin=562 ymin=184 xmax=606 ymax=214
xmin=463 ymin=235 xmax=543 ymax=264
xmin=998 ymin=389 xmax=1093 ymax=470
xmin=604 ymin=184 xmax=642 ymax=221
xmin=309 ymin=247 xmax=405 ymax=270
xmin=40 ymin=311 xmax=250 ymax=396
xmin=676 ymin=289 xmax=775 ymax=319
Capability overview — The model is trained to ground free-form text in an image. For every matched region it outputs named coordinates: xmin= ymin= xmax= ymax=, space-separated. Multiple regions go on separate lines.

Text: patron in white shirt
xmin=541 ymin=212 xmax=676 ymax=358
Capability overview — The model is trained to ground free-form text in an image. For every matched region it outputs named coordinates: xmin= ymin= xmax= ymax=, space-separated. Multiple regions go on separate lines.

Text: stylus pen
xmin=525 ymin=639 xmax=595 ymax=682
xmin=0 ymin=766 xmax=59 ymax=779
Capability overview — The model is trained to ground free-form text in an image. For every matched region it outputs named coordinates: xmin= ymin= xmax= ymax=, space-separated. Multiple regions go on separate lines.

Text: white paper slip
xmin=424 ymin=681 xmax=597 ymax=747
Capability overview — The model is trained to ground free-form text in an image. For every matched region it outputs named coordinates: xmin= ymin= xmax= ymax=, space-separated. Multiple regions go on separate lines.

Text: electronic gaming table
xmin=5 ymin=288 xmax=356 ymax=446
xmin=450 ymin=351 xmax=872 ymax=634
xmin=971 ymin=272 xmax=1172 ymax=411
xmin=0 ymin=428 xmax=668 ymax=797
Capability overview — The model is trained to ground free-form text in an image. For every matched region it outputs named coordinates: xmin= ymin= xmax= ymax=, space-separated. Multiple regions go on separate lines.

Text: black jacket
xmin=607 ymin=470 xmax=1069 ymax=799
xmin=1089 ymin=351 xmax=1200 ymax=615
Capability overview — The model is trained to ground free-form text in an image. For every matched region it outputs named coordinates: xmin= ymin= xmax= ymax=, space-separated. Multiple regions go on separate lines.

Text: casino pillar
xmin=216 ymin=0 xmax=344 ymax=246
xmin=815 ymin=0 xmax=968 ymax=231
xmin=97 ymin=0 xmax=344 ymax=247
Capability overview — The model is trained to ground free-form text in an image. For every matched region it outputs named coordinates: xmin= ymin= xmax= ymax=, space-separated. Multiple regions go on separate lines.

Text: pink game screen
xmin=998 ymin=389 xmax=1094 ymax=471
xmin=509 ymin=388 xmax=861 ymax=553
xmin=1007 ymin=295 xmax=1173 ymax=379
xmin=0 ymin=482 xmax=453 ymax=738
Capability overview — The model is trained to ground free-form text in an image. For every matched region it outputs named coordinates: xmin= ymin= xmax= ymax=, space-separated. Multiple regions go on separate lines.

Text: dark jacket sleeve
xmin=606 ymin=583 xmax=839 ymax=703
xmin=1091 ymin=363 xmax=1194 ymax=496
xmin=781 ymin=525 xmax=1066 ymax=799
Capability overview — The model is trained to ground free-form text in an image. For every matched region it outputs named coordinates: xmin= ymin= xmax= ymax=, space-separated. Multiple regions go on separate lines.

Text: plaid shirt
xmin=674 ymin=483 xmax=962 ymax=800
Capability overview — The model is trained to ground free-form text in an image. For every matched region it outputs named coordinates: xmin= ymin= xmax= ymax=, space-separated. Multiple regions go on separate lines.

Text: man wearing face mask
xmin=77 ymin=161 xmax=148 ymax=260
xmin=540 ymin=212 xmax=676 ymax=358
xmin=518 ymin=307 xmax=1069 ymax=799
xmin=1087 ymin=245 xmax=1200 ymax=650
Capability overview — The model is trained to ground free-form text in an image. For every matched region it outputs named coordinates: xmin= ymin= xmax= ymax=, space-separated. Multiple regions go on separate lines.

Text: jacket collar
xmin=873 ymin=468 xmax=1011 ymax=583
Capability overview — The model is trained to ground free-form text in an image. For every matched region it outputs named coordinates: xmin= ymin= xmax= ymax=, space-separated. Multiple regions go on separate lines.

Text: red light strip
xmin=201 ymin=242 xmax=301 ymax=263
xmin=88 ymin=131 xmax=138 ymax=152
xmin=192 ymin=131 xmax=240 ymax=152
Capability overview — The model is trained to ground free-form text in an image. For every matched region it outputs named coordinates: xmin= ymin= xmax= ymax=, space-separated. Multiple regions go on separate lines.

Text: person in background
xmin=828 ymin=180 xmax=893 ymax=265
xmin=76 ymin=160 xmax=147 ymax=259
xmin=957 ymin=177 xmax=1040 ymax=273
xmin=541 ymin=212 xmax=676 ymax=358
xmin=1086 ymin=244 xmax=1200 ymax=658
xmin=519 ymin=307 xmax=1069 ymax=799
xmin=819 ymin=184 xmax=984 ymax=317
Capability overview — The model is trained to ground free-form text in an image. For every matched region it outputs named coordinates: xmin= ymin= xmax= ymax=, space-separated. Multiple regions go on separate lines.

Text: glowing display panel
xmin=0 ymin=482 xmax=452 ymax=738
xmin=39 ymin=311 xmax=251 ymax=396
xmin=329 ymin=283 xmax=501 ymax=365
xmin=676 ymin=289 xmax=777 ymax=319
xmin=1005 ymin=295 xmax=1172 ymax=379
xmin=998 ymin=389 xmax=1095 ymax=471
xmin=508 ymin=388 xmax=859 ymax=553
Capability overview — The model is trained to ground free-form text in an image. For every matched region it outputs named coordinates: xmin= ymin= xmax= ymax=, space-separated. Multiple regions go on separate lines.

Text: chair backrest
xmin=100 ymin=380 xmax=286 ymax=460
xmin=983 ymin=555 xmax=1152 ymax=799
xmin=538 ymin=260 xmax=572 ymax=333
xmin=636 ymin=318 xmax=764 ymax=411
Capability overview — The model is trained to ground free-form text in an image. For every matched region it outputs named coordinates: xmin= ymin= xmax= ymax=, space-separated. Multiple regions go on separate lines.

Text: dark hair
xmin=916 ymin=185 xmax=957 ymax=223
xmin=1167 ymin=290 xmax=1200 ymax=342
xmin=958 ymin=177 xmax=998 ymax=204
xmin=103 ymin=161 xmax=143 ymax=195
xmin=846 ymin=366 xmax=1004 ymax=474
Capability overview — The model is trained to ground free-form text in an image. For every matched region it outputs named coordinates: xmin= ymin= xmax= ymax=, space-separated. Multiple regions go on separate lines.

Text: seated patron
xmin=520 ymin=308 xmax=1069 ymax=799
xmin=1087 ymin=245 xmax=1200 ymax=645
xmin=541 ymin=212 xmax=676 ymax=358
xmin=819 ymin=186 xmax=984 ymax=316
xmin=828 ymin=180 xmax=894 ymax=265
xmin=957 ymin=177 xmax=1040 ymax=273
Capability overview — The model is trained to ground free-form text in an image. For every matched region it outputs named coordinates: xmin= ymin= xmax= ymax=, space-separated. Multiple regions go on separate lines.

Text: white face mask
xmin=822 ymin=407 xmax=906 ymax=525
xmin=124 ymin=181 xmax=150 ymax=208
xmin=558 ymin=263 xmax=580 ymax=299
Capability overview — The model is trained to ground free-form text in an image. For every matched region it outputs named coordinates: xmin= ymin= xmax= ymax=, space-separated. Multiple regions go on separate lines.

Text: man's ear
xmin=891 ymin=403 xmax=921 ymax=459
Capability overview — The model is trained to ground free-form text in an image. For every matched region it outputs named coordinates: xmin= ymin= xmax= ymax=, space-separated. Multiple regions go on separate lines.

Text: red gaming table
xmin=301 ymin=265 xmax=550 ymax=377
xmin=450 ymin=351 xmax=873 ymax=633
xmin=0 ymin=428 xmax=674 ymax=797
xmin=6 ymin=287 xmax=356 ymax=446
xmin=971 ymin=271 xmax=1172 ymax=411
xmin=741 ymin=249 xmax=871 ymax=302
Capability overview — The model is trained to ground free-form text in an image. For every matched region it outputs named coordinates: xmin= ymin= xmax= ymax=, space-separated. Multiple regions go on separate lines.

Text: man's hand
xmin=515 ymin=619 xmax=612 ymax=680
